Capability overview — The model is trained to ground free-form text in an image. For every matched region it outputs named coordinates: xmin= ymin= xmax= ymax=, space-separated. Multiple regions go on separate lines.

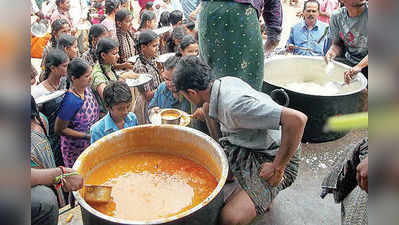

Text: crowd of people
xmin=30 ymin=0 xmax=368 ymax=225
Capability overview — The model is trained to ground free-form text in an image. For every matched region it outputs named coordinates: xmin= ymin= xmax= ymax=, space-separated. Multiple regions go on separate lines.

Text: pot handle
xmin=270 ymin=89 xmax=290 ymax=107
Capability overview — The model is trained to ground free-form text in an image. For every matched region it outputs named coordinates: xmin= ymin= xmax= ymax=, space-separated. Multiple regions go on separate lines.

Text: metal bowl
xmin=160 ymin=109 xmax=182 ymax=125
xmin=149 ymin=109 xmax=191 ymax=127
xmin=73 ymin=125 xmax=228 ymax=225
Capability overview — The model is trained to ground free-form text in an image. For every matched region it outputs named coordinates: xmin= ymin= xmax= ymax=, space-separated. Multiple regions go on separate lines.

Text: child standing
xmin=132 ymin=30 xmax=162 ymax=124
xmin=91 ymin=37 xmax=120 ymax=117
xmin=90 ymin=81 xmax=138 ymax=143
xmin=82 ymin=24 xmax=109 ymax=66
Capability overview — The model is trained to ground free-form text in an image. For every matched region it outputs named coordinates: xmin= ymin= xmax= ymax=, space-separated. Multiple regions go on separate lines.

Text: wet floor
xmin=238 ymin=129 xmax=368 ymax=225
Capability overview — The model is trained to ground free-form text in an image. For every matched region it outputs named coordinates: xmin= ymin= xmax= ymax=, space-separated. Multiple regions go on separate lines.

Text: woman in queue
xmin=132 ymin=30 xmax=161 ymax=124
xmin=32 ymin=49 xmax=70 ymax=167
xmin=39 ymin=18 xmax=71 ymax=82
xmin=81 ymin=24 xmax=109 ymax=66
xmin=115 ymin=8 xmax=137 ymax=69
xmin=91 ymin=38 xmax=120 ymax=117
xmin=55 ymin=58 xmax=100 ymax=167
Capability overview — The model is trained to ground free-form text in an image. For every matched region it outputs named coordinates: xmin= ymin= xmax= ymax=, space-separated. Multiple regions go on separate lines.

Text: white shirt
xmin=31 ymin=83 xmax=51 ymax=100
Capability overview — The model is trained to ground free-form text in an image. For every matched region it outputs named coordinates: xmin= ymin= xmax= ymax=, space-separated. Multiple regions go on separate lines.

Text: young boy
xmin=90 ymin=81 xmax=138 ymax=143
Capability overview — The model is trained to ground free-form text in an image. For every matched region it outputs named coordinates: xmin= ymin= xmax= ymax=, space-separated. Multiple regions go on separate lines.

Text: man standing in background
xmin=325 ymin=0 xmax=368 ymax=80
xmin=287 ymin=0 xmax=330 ymax=56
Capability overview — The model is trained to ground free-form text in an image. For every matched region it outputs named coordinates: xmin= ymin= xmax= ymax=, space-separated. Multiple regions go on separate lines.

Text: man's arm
xmin=324 ymin=39 xmax=344 ymax=63
xmin=263 ymin=0 xmax=283 ymax=56
xmin=324 ymin=10 xmax=344 ymax=63
xmin=31 ymin=168 xmax=84 ymax=192
xmin=260 ymin=107 xmax=307 ymax=186
xmin=286 ymin=27 xmax=295 ymax=53
xmin=356 ymin=157 xmax=368 ymax=193
xmin=203 ymin=103 xmax=222 ymax=141
xmin=344 ymin=55 xmax=368 ymax=83
xmin=31 ymin=168 xmax=62 ymax=187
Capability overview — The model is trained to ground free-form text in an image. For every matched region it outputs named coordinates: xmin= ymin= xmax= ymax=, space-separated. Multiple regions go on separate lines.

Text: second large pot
xmin=262 ymin=56 xmax=367 ymax=143
xmin=73 ymin=125 xmax=228 ymax=225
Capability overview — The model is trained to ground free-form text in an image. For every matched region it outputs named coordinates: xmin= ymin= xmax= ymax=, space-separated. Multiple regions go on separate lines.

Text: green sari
xmin=198 ymin=2 xmax=264 ymax=91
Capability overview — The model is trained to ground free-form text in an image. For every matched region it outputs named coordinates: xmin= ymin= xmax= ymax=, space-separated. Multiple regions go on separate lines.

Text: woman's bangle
xmin=83 ymin=132 xmax=89 ymax=139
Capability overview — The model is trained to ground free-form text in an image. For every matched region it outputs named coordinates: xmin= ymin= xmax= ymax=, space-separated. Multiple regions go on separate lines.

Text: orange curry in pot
xmin=85 ymin=152 xmax=218 ymax=221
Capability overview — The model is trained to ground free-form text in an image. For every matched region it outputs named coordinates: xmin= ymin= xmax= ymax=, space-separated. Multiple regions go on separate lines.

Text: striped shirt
xmin=181 ymin=0 xmax=200 ymax=19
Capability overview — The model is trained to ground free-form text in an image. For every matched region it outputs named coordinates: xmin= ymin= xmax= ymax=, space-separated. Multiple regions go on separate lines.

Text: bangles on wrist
xmin=53 ymin=166 xmax=66 ymax=189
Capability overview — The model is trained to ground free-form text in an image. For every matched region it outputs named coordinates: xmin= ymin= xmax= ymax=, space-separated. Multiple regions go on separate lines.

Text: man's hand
xmin=324 ymin=50 xmax=336 ymax=64
xmin=264 ymin=40 xmax=279 ymax=57
xmin=62 ymin=168 xmax=84 ymax=192
xmin=149 ymin=106 xmax=161 ymax=115
xmin=260 ymin=163 xmax=284 ymax=187
xmin=344 ymin=65 xmax=361 ymax=84
xmin=192 ymin=107 xmax=205 ymax=121
xmin=356 ymin=157 xmax=368 ymax=193
xmin=287 ymin=44 xmax=294 ymax=53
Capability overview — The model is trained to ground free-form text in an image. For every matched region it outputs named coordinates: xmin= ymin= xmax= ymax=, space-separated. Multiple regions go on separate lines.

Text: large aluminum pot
xmin=72 ymin=125 xmax=228 ymax=225
xmin=263 ymin=56 xmax=368 ymax=142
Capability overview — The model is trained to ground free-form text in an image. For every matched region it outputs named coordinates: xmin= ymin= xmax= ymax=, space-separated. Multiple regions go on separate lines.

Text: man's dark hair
xmin=303 ymin=0 xmax=320 ymax=11
xmin=103 ymin=81 xmax=132 ymax=108
xmin=173 ymin=56 xmax=212 ymax=92
xmin=169 ymin=10 xmax=183 ymax=25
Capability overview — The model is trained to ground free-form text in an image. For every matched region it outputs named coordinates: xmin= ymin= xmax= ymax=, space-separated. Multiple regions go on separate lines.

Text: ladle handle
xmin=270 ymin=89 xmax=290 ymax=107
